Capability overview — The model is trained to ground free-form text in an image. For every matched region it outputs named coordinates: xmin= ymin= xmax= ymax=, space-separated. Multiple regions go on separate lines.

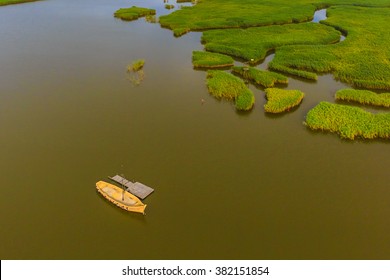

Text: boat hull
xmin=96 ymin=181 xmax=147 ymax=214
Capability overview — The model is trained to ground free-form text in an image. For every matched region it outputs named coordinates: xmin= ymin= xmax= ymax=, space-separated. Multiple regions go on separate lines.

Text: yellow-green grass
xmin=264 ymin=88 xmax=304 ymax=113
xmin=232 ymin=66 xmax=288 ymax=88
xmin=192 ymin=51 xmax=234 ymax=68
xmin=335 ymin=89 xmax=390 ymax=108
xmin=114 ymin=6 xmax=156 ymax=21
xmin=305 ymin=101 xmax=390 ymax=140
xmin=165 ymin=4 xmax=175 ymax=10
xmin=0 ymin=0 xmax=39 ymax=5
xmin=270 ymin=6 xmax=390 ymax=89
xmin=206 ymin=70 xmax=254 ymax=110
xmin=127 ymin=59 xmax=145 ymax=72
xmin=201 ymin=23 xmax=340 ymax=64
xmin=159 ymin=0 xmax=390 ymax=36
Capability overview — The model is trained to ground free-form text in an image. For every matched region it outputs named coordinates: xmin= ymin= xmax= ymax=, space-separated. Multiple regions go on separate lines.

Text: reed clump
xmin=335 ymin=88 xmax=390 ymax=108
xmin=165 ymin=4 xmax=175 ymax=10
xmin=232 ymin=66 xmax=288 ymax=87
xmin=264 ymin=88 xmax=304 ymax=113
xmin=0 ymin=0 xmax=39 ymax=5
xmin=206 ymin=70 xmax=254 ymax=111
xmin=114 ymin=6 xmax=156 ymax=21
xmin=159 ymin=0 xmax=317 ymax=36
xmin=127 ymin=59 xmax=145 ymax=86
xmin=305 ymin=101 xmax=390 ymax=140
xmin=159 ymin=0 xmax=390 ymax=37
xmin=128 ymin=59 xmax=145 ymax=72
xmin=192 ymin=51 xmax=234 ymax=68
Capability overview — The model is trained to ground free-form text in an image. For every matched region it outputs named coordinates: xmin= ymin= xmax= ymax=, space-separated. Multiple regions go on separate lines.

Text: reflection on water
xmin=0 ymin=0 xmax=389 ymax=260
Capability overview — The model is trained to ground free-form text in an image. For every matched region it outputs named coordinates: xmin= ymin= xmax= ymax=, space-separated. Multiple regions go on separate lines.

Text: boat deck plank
xmin=109 ymin=175 xmax=154 ymax=199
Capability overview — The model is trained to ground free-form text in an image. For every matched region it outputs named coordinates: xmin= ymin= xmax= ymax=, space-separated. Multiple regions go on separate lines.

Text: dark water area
xmin=0 ymin=0 xmax=389 ymax=260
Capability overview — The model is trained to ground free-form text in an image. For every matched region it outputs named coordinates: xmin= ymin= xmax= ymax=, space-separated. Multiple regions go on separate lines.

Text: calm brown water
xmin=0 ymin=0 xmax=389 ymax=260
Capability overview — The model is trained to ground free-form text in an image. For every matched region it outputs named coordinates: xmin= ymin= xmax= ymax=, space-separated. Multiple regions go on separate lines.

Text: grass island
xmin=264 ymin=88 xmax=304 ymax=113
xmin=206 ymin=70 xmax=255 ymax=111
xmin=114 ymin=6 xmax=156 ymax=21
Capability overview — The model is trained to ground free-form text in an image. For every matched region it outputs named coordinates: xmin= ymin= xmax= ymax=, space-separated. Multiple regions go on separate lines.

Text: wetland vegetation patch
xmin=159 ymin=0 xmax=390 ymax=90
xmin=335 ymin=89 xmax=390 ymax=108
xmin=264 ymin=88 xmax=304 ymax=113
xmin=159 ymin=0 xmax=316 ymax=36
xmin=192 ymin=51 xmax=234 ymax=68
xmin=232 ymin=66 xmax=288 ymax=88
xmin=305 ymin=101 xmax=390 ymax=140
xmin=128 ymin=59 xmax=145 ymax=72
xmin=127 ymin=59 xmax=145 ymax=86
xmin=114 ymin=6 xmax=156 ymax=21
xmin=206 ymin=70 xmax=254 ymax=111
xmin=159 ymin=0 xmax=390 ymax=36
xmin=201 ymin=23 xmax=340 ymax=64
xmin=271 ymin=6 xmax=390 ymax=89
xmin=0 ymin=0 xmax=39 ymax=5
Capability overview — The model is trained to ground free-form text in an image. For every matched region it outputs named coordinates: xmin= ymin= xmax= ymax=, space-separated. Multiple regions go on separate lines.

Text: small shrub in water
xmin=206 ymin=70 xmax=254 ymax=111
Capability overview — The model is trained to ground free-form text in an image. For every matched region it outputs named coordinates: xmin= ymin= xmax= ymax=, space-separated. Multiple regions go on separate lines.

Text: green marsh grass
xmin=335 ymin=89 xmax=390 ymax=108
xmin=206 ymin=70 xmax=254 ymax=110
xmin=165 ymin=4 xmax=175 ymax=10
xmin=159 ymin=0 xmax=390 ymax=36
xmin=127 ymin=59 xmax=145 ymax=86
xmin=159 ymin=0 xmax=315 ymax=36
xmin=271 ymin=6 xmax=390 ymax=89
xmin=192 ymin=51 xmax=234 ymax=68
xmin=201 ymin=23 xmax=340 ymax=64
xmin=232 ymin=66 xmax=288 ymax=87
xmin=0 ymin=0 xmax=39 ymax=5
xmin=114 ymin=6 xmax=156 ymax=21
xmin=264 ymin=88 xmax=304 ymax=113
xmin=305 ymin=101 xmax=390 ymax=140
xmin=128 ymin=59 xmax=145 ymax=72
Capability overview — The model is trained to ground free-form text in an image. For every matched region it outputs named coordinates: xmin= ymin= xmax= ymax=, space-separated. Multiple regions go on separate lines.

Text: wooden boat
xmin=96 ymin=181 xmax=147 ymax=214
